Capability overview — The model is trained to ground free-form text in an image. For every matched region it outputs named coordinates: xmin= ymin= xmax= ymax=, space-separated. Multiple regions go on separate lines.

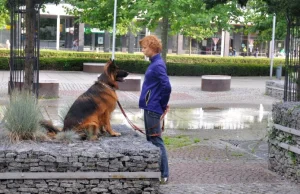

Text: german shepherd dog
xmin=41 ymin=60 xmax=129 ymax=140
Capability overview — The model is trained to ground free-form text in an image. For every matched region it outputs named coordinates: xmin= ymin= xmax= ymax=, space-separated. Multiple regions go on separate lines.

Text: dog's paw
xmin=111 ymin=132 xmax=121 ymax=136
xmin=90 ymin=135 xmax=99 ymax=141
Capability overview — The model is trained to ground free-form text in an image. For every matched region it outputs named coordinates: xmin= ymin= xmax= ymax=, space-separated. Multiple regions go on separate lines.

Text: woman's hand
xmin=161 ymin=105 xmax=169 ymax=119
xmin=165 ymin=105 xmax=170 ymax=113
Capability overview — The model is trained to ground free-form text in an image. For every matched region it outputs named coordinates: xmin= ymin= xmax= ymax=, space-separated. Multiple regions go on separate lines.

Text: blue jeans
xmin=144 ymin=110 xmax=169 ymax=178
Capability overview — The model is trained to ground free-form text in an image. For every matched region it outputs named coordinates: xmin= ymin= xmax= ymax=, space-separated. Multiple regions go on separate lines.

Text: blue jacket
xmin=139 ymin=54 xmax=172 ymax=115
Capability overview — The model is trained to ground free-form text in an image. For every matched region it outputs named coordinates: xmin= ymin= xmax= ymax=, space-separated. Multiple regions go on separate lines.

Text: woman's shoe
xmin=160 ymin=177 xmax=168 ymax=184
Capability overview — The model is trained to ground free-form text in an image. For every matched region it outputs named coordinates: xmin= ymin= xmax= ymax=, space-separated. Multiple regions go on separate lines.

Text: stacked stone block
xmin=265 ymin=80 xmax=284 ymax=100
xmin=0 ymin=127 xmax=160 ymax=193
xmin=269 ymin=102 xmax=300 ymax=183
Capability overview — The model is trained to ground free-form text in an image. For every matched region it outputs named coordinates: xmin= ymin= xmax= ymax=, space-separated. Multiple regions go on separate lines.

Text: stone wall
xmin=0 ymin=126 xmax=160 ymax=193
xmin=265 ymin=80 xmax=284 ymax=100
xmin=0 ymin=179 xmax=158 ymax=194
xmin=269 ymin=102 xmax=300 ymax=183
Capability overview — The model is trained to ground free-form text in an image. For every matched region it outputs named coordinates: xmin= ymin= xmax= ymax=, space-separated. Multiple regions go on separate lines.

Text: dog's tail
xmin=40 ymin=120 xmax=61 ymax=134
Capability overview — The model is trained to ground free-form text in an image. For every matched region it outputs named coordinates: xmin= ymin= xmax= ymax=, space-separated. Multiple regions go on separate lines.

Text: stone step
xmin=8 ymin=79 xmax=59 ymax=98
xmin=83 ymin=63 xmax=105 ymax=73
xmin=118 ymin=76 xmax=141 ymax=91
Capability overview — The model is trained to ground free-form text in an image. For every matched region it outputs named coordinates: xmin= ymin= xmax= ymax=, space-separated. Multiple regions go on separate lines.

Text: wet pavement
xmin=1 ymin=70 xmax=300 ymax=193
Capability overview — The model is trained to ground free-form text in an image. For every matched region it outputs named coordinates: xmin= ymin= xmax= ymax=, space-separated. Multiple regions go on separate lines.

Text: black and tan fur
xmin=40 ymin=60 xmax=129 ymax=140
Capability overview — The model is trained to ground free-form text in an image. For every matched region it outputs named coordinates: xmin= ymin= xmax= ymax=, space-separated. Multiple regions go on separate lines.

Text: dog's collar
xmin=100 ymin=82 xmax=115 ymax=91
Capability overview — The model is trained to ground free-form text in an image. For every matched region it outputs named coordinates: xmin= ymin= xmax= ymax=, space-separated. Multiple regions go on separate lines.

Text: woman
xmin=139 ymin=35 xmax=172 ymax=184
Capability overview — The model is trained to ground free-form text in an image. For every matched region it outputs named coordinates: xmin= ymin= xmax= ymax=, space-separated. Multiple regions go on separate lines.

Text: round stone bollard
xmin=201 ymin=75 xmax=231 ymax=92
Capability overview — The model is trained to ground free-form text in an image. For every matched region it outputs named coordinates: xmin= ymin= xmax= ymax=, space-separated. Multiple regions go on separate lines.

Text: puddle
xmin=0 ymin=104 xmax=271 ymax=131
xmin=111 ymin=104 xmax=271 ymax=130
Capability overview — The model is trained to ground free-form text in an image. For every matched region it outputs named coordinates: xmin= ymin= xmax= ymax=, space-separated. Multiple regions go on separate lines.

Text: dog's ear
xmin=104 ymin=60 xmax=112 ymax=72
xmin=107 ymin=59 xmax=119 ymax=69
xmin=106 ymin=60 xmax=118 ymax=81
xmin=111 ymin=59 xmax=119 ymax=68
xmin=102 ymin=59 xmax=119 ymax=89
xmin=104 ymin=60 xmax=112 ymax=77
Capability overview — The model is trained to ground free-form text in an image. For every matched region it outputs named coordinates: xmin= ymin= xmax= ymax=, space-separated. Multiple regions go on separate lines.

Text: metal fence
xmin=284 ymin=16 xmax=300 ymax=101
xmin=8 ymin=0 xmax=40 ymax=98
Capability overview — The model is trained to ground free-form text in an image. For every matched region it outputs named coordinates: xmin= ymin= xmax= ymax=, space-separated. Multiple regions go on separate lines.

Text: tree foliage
xmin=65 ymin=0 xmax=244 ymax=61
xmin=263 ymin=0 xmax=300 ymax=16
xmin=0 ymin=0 xmax=9 ymax=28
xmin=204 ymin=0 xmax=300 ymax=17
xmin=240 ymin=0 xmax=286 ymax=42
xmin=202 ymin=0 xmax=249 ymax=8
xmin=64 ymin=0 xmax=140 ymax=35
xmin=0 ymin=0 xmax=61 ymax=28
xmin=204 ymin=0 xmax=299 ymax=42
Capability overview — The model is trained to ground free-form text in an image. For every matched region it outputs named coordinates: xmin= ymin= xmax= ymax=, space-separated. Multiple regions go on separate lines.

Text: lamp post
xmin=111 ymin=0 xmax=117 ymax=60
xmin=270 ymin=13 xmax=276 ymax=79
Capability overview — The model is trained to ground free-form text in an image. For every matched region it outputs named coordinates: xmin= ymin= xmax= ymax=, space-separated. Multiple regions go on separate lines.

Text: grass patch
xmin=1 ymin=90 xmax=48 ymax=143
xmin=163 ymin=135 xmax=200 ymax=149
xmin=194 ymin=138 xmax=200 ymax=143
xmin=231 ymin=152 xmax=244 ymax=157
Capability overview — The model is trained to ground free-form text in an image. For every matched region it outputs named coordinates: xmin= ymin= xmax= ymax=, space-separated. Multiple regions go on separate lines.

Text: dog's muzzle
xmin=116 ymin=70 xmax=129 ymax=82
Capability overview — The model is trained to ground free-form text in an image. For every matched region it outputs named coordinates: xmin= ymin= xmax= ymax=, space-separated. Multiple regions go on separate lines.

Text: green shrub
xmin=0 ymin=57 xmax=9 ymax=70
xmin=1 ymin=90 xmax=46 ymax=142
xmin=0 ymin=48 xmax=285 ymax=65
xmin=0 ymin=49 xmax=286 ymax=76
xmin=166 ymin=55 xmax=283 ymax=65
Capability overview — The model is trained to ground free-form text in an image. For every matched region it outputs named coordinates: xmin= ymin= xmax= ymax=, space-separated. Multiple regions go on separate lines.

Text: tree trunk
xmin=24 ymin=0 xmax=35 ymax=92
xmin=161 ymin=16 xmax=169 ymax=63
xmin=189 ymin=37 xmax=192 ymax=56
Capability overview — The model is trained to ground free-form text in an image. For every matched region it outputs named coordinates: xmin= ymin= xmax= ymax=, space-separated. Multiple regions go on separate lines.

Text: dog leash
xmin=117 ymin=101 xmax=146 ymax=135
xmin=99 ymin=81 xmax=167 ymax=136
xmin=117 ymin=100 xmax=167 ymax=136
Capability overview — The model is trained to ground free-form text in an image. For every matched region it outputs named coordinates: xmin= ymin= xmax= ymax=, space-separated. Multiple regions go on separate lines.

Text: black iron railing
xmin=8 ymin=0 xmax=41 ymax=98
xmin=284 ymin=16 xmax=300 ymax=101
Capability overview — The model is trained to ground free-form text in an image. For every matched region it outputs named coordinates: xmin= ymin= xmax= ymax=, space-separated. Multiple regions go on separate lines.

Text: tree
xmin=131 ymin=0 xmax=243 ymax=60
xmin=204 ymin=0 xmax=300 ymax=50
xmin=7 ymin=0 xmax=60 ymax=92
xmin=66 ymin=0 xmax=243 ymax=61
xmin=263 ymin=0 xmax=300 ymax=17
xmin=65 ymin=0 xmax=172 ymax=60
xmin=64 ymin=0 xmax=140 ymax=35
xmin=204 ymin=0 xmax=300 ymax=17
xmin=171 ymin=1 xmax=240 ymax=55
xmin=240 ymin=0 xmax=286 ymax=42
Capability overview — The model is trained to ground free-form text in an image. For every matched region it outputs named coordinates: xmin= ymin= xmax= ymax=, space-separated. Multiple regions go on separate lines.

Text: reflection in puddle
xmin=0 ymin=105 xmax=271 ymax=131
xmin=112 ymin=104 xmax=271 ymax=130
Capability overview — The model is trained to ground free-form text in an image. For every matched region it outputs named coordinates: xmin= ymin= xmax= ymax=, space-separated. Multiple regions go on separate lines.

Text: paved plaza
xmin=0 ymin=70 xmax=299 ymax=193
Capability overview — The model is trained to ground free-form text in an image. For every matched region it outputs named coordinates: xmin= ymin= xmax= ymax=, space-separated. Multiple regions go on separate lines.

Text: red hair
xmin=139 ymin=35 xmax=162 ymax=53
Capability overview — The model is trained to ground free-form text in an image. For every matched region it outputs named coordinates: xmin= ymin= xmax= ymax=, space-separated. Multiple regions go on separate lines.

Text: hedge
xmin=0 ymin=49 xmax=285 ymax=76
xmin=0 ymin=49 xmax=285 ymax=64
xmin=0 ymin=57 xmax=284 ymax=76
